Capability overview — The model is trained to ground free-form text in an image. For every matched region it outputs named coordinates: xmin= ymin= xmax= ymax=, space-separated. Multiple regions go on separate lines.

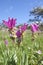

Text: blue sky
xmin=0 ymin=0 xmax=43 ymax=25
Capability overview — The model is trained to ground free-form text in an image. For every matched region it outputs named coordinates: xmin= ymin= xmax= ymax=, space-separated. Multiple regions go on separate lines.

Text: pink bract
xmin=30 ymin=23 xmax=39 ymax=32
xmin=3 ymin=17 xmax=17 ymax=29
xmin=20 ymin=23 xmax=28 ymax=32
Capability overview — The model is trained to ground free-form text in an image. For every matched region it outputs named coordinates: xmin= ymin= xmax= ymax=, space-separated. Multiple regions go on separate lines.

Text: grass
xmin=0 ymin=29 xmax=43 ymax=65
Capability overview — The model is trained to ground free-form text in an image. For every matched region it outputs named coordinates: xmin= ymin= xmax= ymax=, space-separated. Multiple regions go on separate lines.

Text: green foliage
xmin=0 ymin=30 xmax=43 ymax=65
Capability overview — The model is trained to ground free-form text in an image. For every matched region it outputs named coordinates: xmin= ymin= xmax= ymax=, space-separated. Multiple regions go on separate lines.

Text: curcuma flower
xmin=16 ymin=30 xmax=22 ymax=38
xmin=3 ymin=17 xmax=17 ymax=30
xmin=20 ymin=23 xmax=28 ymax=32
xmin=30 ymin=23 xmax=39 ymax=41
xmin=30 ymin=24 xmax=37 ymax=33
xmin=19 ymin=23 xmax=28 ymax=39
xmin=34 ymin=23 xmax=39 ymax=31
xmin=30 ymin=23 xmax=39 ymax=33
xmin=16 ymin=29 xmax=22 ymax=46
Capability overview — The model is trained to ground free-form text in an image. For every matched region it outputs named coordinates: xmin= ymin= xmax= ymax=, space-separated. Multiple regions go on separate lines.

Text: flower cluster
xmin=30 ymin=23 xmax=39 ymax=33
xmin=3 ymin=17 xmax=17 ymax=30
xmin=30 ymin=23 xmax=39 ymax=41
xmin=3 ymin=18 xmax=39 ymax=45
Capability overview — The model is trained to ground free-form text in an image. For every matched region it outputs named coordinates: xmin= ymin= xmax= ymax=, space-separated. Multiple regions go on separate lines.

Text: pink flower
xmin=30 ymin=23 xmax=39 ymax=32
xmin=20 ymin=23 xmax=28 ymax=32
xmin=3 ymin=17 xmax=17 ymax=29
xmin=34 ymin=23 xmax=39 ymax=31
xmin=16 ymin=30 xmax=22 ymax=38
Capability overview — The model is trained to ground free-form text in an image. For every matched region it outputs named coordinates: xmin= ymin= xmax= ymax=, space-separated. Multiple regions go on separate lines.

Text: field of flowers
xmin=0 ymin=29 xmax=43 ymax=65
